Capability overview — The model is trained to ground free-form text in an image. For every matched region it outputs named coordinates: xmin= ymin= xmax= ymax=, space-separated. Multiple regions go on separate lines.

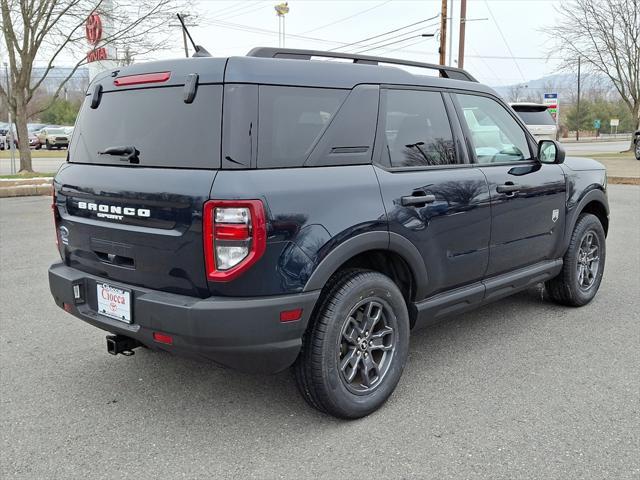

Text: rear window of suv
xmin=70 ymin=85 xmax=222 ymax=169
xmin=513 ymin=109 xmax=556 ymax=126
xmin=257 ymin=86 xmax=347 ymax=168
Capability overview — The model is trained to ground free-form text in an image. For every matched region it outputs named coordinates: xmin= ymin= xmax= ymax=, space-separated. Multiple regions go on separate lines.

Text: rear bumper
xmin=49 ymin=262 xmax=320 ymax=373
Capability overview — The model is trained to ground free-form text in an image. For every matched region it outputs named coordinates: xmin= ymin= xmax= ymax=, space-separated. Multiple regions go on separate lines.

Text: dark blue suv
xmin=49 ymin=48 xmax=609 ymax=418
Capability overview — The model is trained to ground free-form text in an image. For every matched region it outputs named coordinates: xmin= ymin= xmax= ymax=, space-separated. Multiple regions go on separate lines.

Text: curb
xmin=608 ymin=176 xmax=640 ymax=185
xmin=0 ymin=178 xmax=52 ymax=198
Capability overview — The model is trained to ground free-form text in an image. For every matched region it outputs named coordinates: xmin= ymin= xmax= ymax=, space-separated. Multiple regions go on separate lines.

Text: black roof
xmin=99 ymin=47 xmax=497 ymax=96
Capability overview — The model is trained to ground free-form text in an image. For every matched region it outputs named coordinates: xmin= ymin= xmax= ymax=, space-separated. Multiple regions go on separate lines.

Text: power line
xmin=330 ymin=14 xmax=440 ymax=51
xmin=346 ymin=23 xmax=439 ymax=53
xmin=354 ymin=35 xmax=428 ymax=54
xmin=299 ymin=0 xmax=393 ymax=35
xmin=210 ymin=1 xmax=268 ymax=20
xmin=466 ymin=55 xmax=562 ymax=60
xmin=207 ymin=19 xmax=346 ymax=47
xmin=215 ymin=1 xmax=271 ymax=21
xmin=378 ymin=37 xmax=435 ymax=56
xmin=467 ymin=45 xmax=500 ymax=82
xmin=483 ymin=0 xmax=526 ymax=82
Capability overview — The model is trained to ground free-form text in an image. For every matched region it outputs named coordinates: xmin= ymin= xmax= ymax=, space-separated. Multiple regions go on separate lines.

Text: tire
xmin=35 ymin=144 xmax=41 ymax=150
xmin=294 ymin=269 xmax=410 ymax=419
xmin=634 ymin=141 xmax=640 ymax=160
xmin=546 ymin=213 xmax=606 ymax=307
xmin=46 ymin=140 xmax=51 ymax=150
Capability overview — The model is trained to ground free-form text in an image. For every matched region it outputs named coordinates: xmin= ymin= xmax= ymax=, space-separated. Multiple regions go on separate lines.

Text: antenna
xmin=176 ymin=13 xmax=211 ymax=58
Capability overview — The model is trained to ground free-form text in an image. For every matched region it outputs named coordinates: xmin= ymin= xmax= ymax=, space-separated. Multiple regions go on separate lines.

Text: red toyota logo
xmin=86 ymin=13 xmax=102 ymax=45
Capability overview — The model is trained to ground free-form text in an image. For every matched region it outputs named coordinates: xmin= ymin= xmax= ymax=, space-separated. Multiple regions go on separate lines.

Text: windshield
xmin=47 ymin=128 xmax=66 ymax=134
xmin=514 ymin=110 xmax=556 ymax=126
xmin=70 ymin=84 xmax=222 ymax=169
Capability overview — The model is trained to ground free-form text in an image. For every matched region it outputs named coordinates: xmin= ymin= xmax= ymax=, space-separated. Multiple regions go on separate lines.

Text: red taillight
xmin=153 ymin=332 xmax=173 ymax=345
xmin=113 ymin=71 xmax=171 ymax=87
xmin=203 ymin=200 xmax=267 ymax=282
xmin=52 ymin=187 xmax=60 ymax=250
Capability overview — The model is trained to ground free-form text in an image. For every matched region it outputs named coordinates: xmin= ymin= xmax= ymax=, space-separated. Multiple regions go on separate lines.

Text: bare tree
xmin=0 ymin=0 xmax=190 ymax=172
xmin=545 ymin=0 xmax=640 ymax=149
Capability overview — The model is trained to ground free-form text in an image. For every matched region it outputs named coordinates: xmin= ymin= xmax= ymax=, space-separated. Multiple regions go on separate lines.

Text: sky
xmin=170 ymin=0 xmax=565 ymax=87
xmin=11 ymin=0 xmax=567 ymax=89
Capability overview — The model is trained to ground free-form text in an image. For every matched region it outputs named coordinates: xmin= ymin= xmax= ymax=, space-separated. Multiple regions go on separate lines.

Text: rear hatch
xmin=54 ymin=58 xmax=225 ymax=297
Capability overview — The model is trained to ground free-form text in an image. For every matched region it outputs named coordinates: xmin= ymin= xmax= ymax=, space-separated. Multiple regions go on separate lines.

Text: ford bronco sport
xmin=49 ymin=48 xmax=609 ymax=419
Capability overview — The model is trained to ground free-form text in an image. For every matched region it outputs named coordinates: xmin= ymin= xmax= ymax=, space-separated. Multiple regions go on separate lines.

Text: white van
xmin=510 ymin=103 xmax=557 ymax=141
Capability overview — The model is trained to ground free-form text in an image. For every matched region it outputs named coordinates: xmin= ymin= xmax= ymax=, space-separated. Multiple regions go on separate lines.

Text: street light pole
xmin=576 ymin=56 xmax=581 ymax=142
xmin=4 ymin=62 xmax=16 ymax=174
xmin=274 ymin=3 xmax=289 ymax=48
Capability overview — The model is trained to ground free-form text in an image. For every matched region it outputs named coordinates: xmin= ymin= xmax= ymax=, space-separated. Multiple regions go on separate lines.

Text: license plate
xmin=96 ymin=283 xmax=132 ymax=323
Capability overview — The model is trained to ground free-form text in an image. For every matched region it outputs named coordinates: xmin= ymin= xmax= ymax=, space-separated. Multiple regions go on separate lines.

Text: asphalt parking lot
xmin=1 ymin=186 xmax=639 ymax=479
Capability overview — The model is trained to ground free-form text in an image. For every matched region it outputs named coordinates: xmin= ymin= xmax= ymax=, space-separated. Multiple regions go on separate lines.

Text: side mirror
xmin=538 ymin=139 xmax=565 ymax=164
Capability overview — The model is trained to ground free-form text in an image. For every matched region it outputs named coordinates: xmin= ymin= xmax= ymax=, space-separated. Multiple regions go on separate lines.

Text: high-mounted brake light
xmin=203 ymin=200 xmax=267 ymax=282
xmin=113 ymin=71 xmax=171 ymax=87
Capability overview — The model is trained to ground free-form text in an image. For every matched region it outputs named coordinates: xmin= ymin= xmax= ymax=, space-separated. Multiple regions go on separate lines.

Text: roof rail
xmin=246 ymin=47 xmax=478 ymax=83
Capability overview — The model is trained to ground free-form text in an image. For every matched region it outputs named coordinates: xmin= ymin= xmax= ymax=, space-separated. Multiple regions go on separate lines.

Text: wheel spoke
xmin=585 ymin=233 xmax=593 ymax=249
xmin=340 ymin=348 xmax=360 ymax=383
xmin=342 ymin=318 xmax=360 ymax=345
xmin=369 ymin=326 xmax=394 ymax=351
xmin=359 ymin=354 xmax=380 ymax=388
xmin=578 ymin=264 xmax=585 ymax=286
xmin=361 ymin=301 xmax=382 ymax=333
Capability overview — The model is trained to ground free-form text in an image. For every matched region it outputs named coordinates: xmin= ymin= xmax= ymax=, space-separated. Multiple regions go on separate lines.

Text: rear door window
xmin=257 ymin=86 xmax=347 ymax=168
xmin=383 ymin=89 xmax=458 ymax=168
xmin=70 ymin=85 xmax=222 ymax=169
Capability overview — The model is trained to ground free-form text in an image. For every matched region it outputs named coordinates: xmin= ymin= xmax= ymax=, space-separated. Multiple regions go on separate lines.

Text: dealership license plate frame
xmin=96 ymin=282 xmax=132 ymax=324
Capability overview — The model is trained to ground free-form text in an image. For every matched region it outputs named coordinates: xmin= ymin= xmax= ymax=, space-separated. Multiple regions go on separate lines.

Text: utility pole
xmin=458 ymin=0 xmax=467 ymax=69
xmin=439 ymin=0 xmax=447 ymax=66
xmin=170 ymin=13 xmax=197 ymax=58
xmin=448 ymin=0 xmax=454 ymax=66
xmin=576 ymin=56 xmax=581 ymax=141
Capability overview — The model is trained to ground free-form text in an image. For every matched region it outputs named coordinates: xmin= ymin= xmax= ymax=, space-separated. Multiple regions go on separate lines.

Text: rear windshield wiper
xmin=98 ymin=145 xmax=140 ymax=164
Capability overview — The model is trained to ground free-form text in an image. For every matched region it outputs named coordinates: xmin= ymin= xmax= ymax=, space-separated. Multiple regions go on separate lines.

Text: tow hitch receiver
xmin=106 ymin=335 xmax=142 ymax=356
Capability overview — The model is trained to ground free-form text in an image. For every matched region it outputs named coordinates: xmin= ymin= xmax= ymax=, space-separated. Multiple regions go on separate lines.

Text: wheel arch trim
xmin=564 ymin=188 xmax=609 ymax=250
xmin=302 ymin=231 xmax=429 ymax=300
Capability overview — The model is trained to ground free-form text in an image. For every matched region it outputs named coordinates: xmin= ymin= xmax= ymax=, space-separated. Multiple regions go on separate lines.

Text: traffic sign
xmin=610 ymin=119 xmax=619 ymax=127
xmin=543 ymin=93 xmax=559 ymax=123
xmin=593 ymin=119 xmax=601 ymax=129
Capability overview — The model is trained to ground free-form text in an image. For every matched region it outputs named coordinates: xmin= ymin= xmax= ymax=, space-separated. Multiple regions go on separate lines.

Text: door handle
xmin=496 ymin=183 xmax=520 ymax=194
xmin=401 ymin=193 xmax=436 ymax=206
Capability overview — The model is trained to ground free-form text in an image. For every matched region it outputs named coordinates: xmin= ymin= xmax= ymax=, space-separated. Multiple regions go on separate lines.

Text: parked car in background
xmin=0 ymin=123 xmax=8 ymax=150
xmin=28 ymin=123 xmax=48 ymax=149
xmin=28 ymin=123 xmax=47 ymax=133
xmin=634 ymin=130 xmax=640 ymax=160
xmin=0 ymin=124 xmax=18 ymax=150
xmin=510 ymin=103 xmax=557 ymax=141
xmin=36 ymin=127 xmax=70 ymax=150
xmin=29 ymin=133 xmax=40 ymax=148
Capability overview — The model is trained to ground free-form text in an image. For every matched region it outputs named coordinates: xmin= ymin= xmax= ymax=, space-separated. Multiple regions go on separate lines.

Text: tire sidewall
xmin=565 ymin=215 xmax=606 ymax=305
xmin=318 ymin=273 xmax=410 ymax=418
